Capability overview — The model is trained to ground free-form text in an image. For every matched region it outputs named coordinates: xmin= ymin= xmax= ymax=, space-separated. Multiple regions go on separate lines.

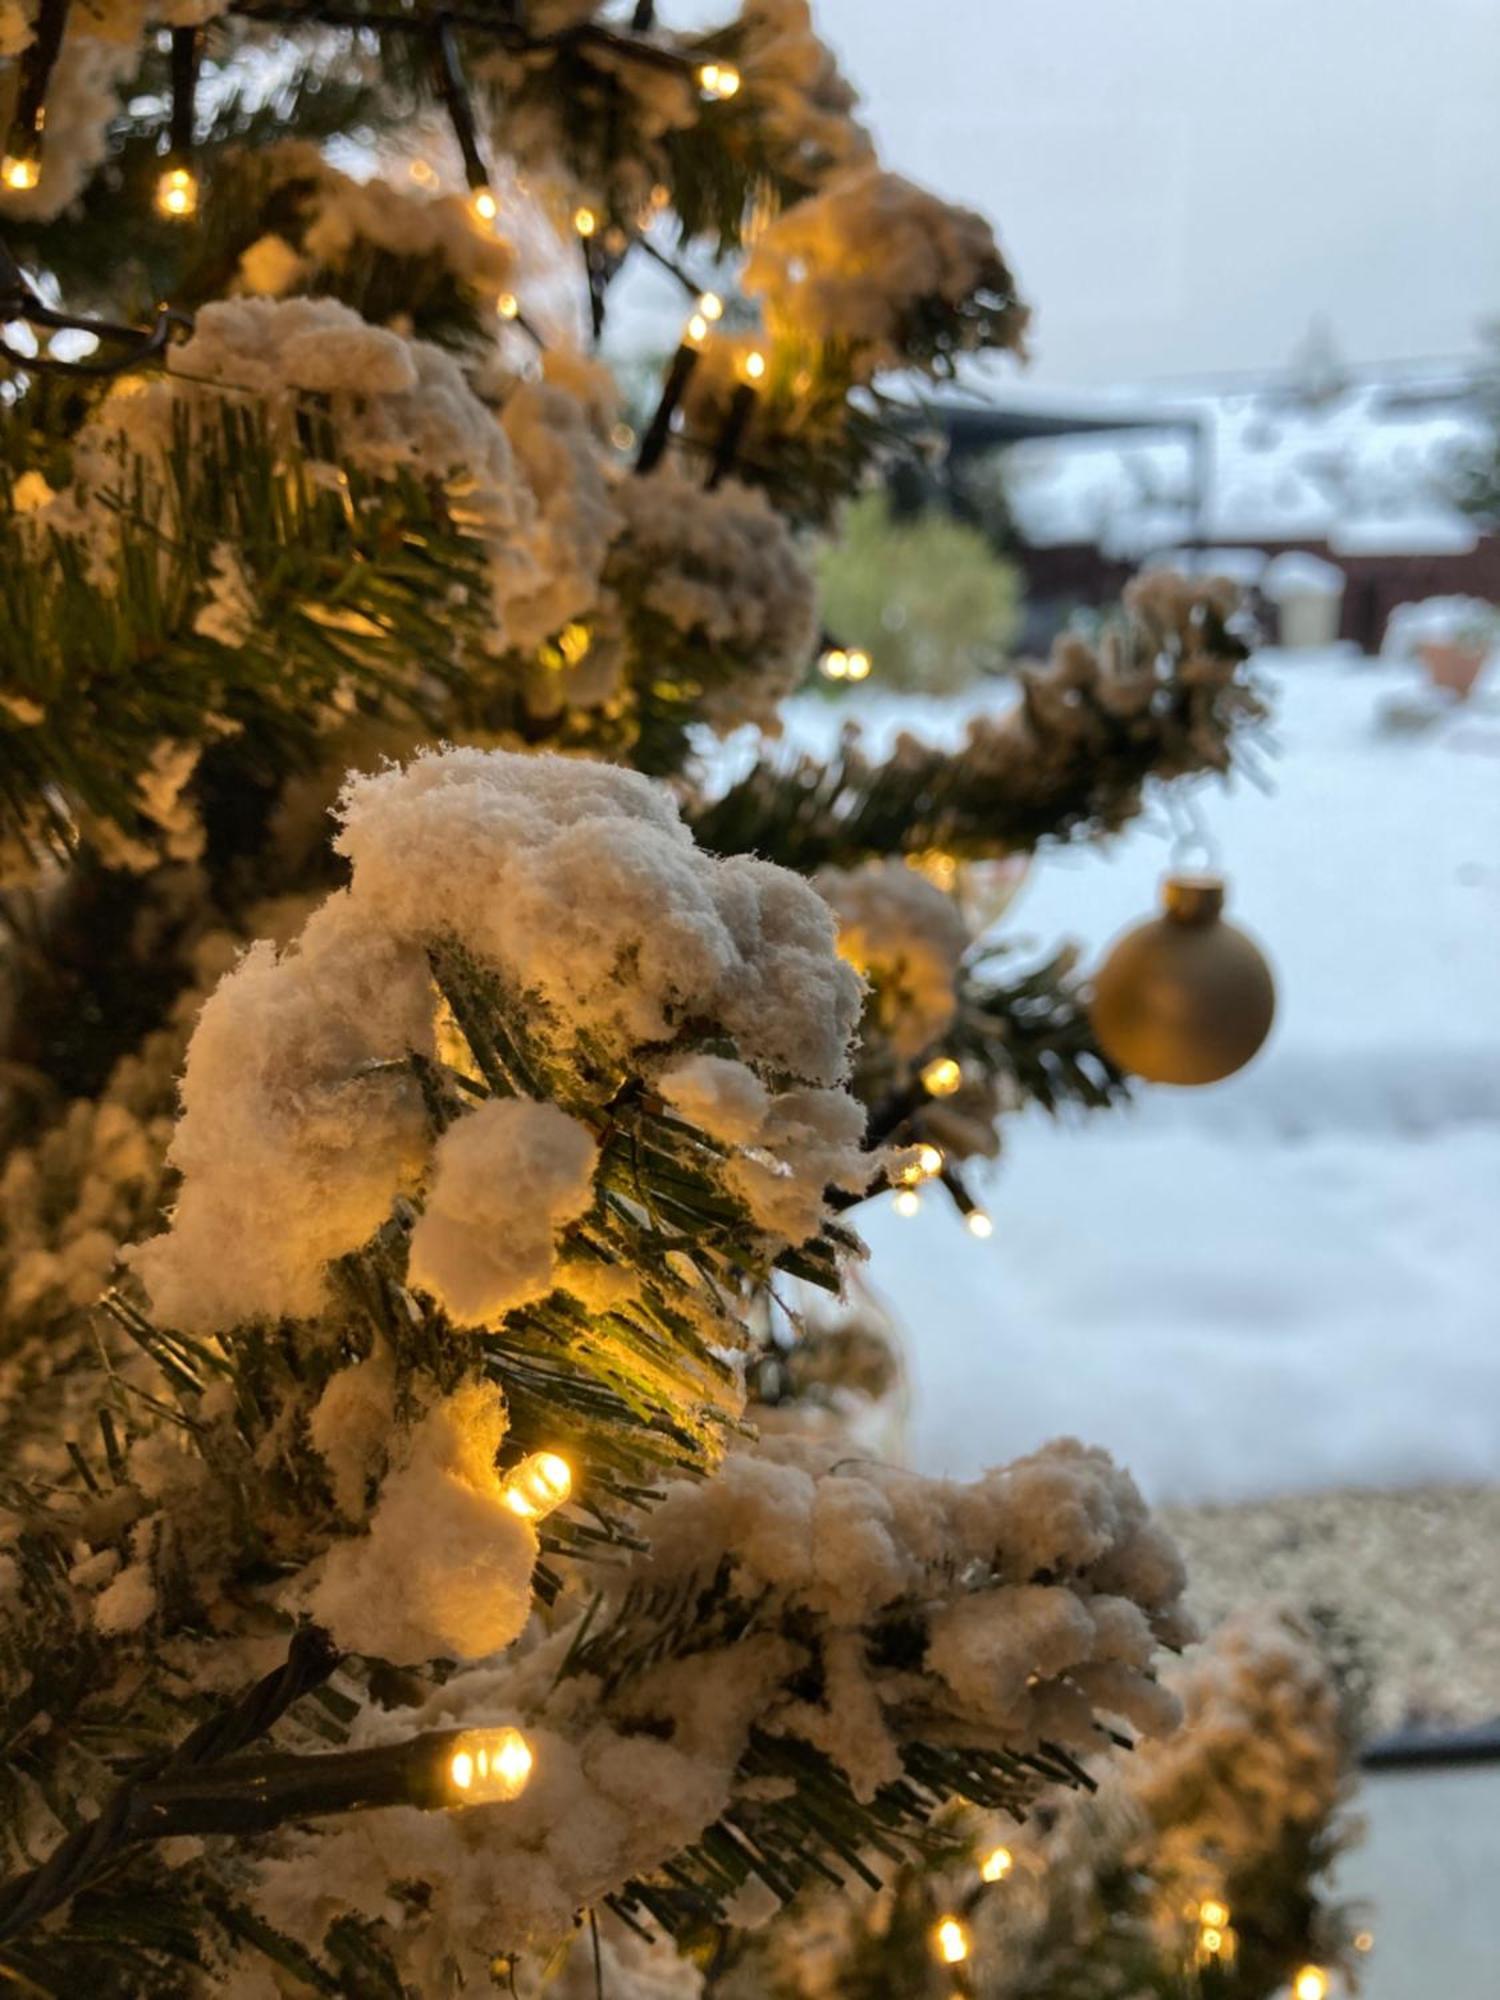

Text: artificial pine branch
xmin=690 ymin=577 xmax=1262 ymax=873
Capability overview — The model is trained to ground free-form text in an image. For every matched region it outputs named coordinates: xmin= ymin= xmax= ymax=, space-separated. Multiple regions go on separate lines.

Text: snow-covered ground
xmin=744 ymin=647 xmax=1500 ymax=1505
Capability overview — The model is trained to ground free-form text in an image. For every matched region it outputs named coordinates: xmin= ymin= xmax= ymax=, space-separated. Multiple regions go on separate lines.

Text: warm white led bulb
xmin=469 ymin=186 xmax=499 ymax=227
xmin=685 ymin=311 xmax=710 ymax=348
xmin=501 ymin=1451 xmax=572 ymax=1523
xmin=445 ymin=1727 xmax=533 ymax=1805
xmin=966 ymin=1210 xmax=993 ymax=1239
xmin=933 ymin=1916 xmax=970 ymax=1965
xmin=696 ymin=61 xmax=741 ymax=99
xmin=920 ymin=1056 xmax=962 ymax=1098
xmin=1198 ymin=1899 xmax=1230 ymax=1931
xmin=697 ymin=291 xmax=724 ymax=322
xmin=155 ymin=165 xmax=200 ymax=219
xmin=1293 ymin=1970 xmax=1330 ymax=2000
xmin=820 ymin=647 xmax=849 ymax=680
xmin=893 ymin=1187 xmax=921 ymax=1218
xmin=573 ymin=205 xmax=597 ymax=237
xmin=980 ymin=1843 xmax=1013 ymax=1882
xmin=2 ymin=152 xmax=40 ymax=193
xmin=844 ymin=647 xmax=872 ymax=681
xmin=497 ymin=292 xmax=519 ymax=320
xmin=740 ymin=348 xmax=767 ymax=383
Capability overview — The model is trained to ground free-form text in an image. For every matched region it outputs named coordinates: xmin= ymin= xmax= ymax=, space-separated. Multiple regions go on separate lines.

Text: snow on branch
xmin=228 ymin=1437 xmax=1191 ymax=1987
xmin=691 ymin=571 xmax=1265 ymax=873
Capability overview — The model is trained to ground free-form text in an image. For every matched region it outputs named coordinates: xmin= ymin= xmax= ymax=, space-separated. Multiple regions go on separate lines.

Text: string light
xmin=500 ymin=1451 xmax=572 ymax=1522
xmin=896 ymin=1142 xmax=945 ymax=1187
xmin=844 ymin=646 xmax=872 ymax=681
xmin=1 ymin=151 xmax=40 ymax=191
xmin=696 ymin=290 xmax=725 ymax=322
xmin=966 ymin=1210 xmax=993 ymax=1239
xmin=432 ymin=21 xmax=499 ymax=235
xmin=820 ymin=647 xmax=849 ymax=680
xmin=1193 ymin=1900 xmax=1237 ymax=1969
xmin=933 ymin=1916 xmax=970 ymax=1965
xmin=980 ymin=1843 xmax=1013 ymax=1882
xmin=707 ymin=348 xmax=767 ymax=488
xmin=696 ymin=60 xmax=742 ymax=99
xmin=639 ymin=303 xmax=712 ymax=471
xmin=920 ymin=1056 xmax=963 ymax=1097
xmin=444 ymin=1727 xmax=534 ymax=1805
xmin=2 ymin=0 xmax=72 ymax=201
xmin=497 ymin=292 xmax=520 ymax=320
xmin=1292 ymin=1970 xmax=1330 ymax=2000
xmin=893 ymin=1188 xmax=921 ymax=1218
xmin=152 ymin=27 xmax=201 ymax=223
xmin=573 ymin=205 xmax=598 ymax=237
xmin=1353 ymin=1931 xmax=1374 ymax=1954
xmin=154 ymin=164 xmax=200 ymax=219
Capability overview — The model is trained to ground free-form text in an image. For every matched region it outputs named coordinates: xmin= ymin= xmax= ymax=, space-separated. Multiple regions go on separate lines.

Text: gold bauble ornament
xmin=1089 ymin=873 xmax=1275 ymax=1086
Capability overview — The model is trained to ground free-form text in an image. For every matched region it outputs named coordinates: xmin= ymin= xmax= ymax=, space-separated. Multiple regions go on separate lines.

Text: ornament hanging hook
xmin=1166 ymin=791 xmax=1221 ymax=879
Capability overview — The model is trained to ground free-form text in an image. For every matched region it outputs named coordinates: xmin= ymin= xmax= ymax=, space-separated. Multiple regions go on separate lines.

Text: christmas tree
xmin=0 ymin=3 xmax=1300 ymax=1994
xmin=705 ymin=1605 xmax=1369 ymax=2000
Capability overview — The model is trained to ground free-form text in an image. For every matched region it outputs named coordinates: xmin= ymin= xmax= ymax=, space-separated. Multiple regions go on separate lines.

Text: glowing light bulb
xmin=409 ymin=157 xmax=439 ymax=187
xmin=696 ymin=61 xmax=741 ymax=99
xmin=445 ymin=1727 xmax=533 ymax=1804
xmin=497 ymin=292 xmax=519 ymax=320
xmin=1198 ymin=1900 xmax=1230 ymax=1931
xmin=820 ymin=647 xmax=849 ymax=680
xmin=2 ymin=151 xmax=40 ymax=193
xmin=1201 ymin=1928 xmax=1224 ymax=1956
xmin=893 ymin=1188 xmax=921 ymax=1218
xmin=697 ymin=290 xmax=724 ymax=322
xmin=685 ymin=311 xmax=710 ymax=348
xmin=740 ymin=347 xmax=767 ymax=383
xmin=154 ymin=164 xmax=200 ymax=219
xmin=1293 ymin=1970 xmax=1330 ymax=2000
xmin=501 ymin=1451 xmax=572 ymax=1522
xmin=469 ymin=186 xmax=499 ymax=228
xmin=1353 ymin=1932 xmax=1374 ymax=1954
xmin=933 ymin=1917 xmax=970 ymax=1966
xmin=981 ymin=1843 xmax=1013 ymax=1882
xmin=896 ymin=1143 xmax=944 ymax=1187
xmin=556 ymin=622 xmax=592 ymax=667
xmin=844 ymin=647 xmax=872 ymax=681
xmin=573 ymin=205 xmax=597 ymax=237
xmin=920 ymin=1056 xmax=963 ymax=1098
xmin=966 ymin=1209 xmax=993 ymax=1239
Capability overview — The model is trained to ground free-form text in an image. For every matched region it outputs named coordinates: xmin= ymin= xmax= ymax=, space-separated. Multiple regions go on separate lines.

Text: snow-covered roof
xmin=993 ymin=367 xmax=1487 ymax=559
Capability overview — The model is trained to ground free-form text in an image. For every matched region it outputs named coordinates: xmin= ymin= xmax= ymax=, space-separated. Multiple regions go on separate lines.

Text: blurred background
xmin=685 ymin=2 xmax=1500 ymax=1990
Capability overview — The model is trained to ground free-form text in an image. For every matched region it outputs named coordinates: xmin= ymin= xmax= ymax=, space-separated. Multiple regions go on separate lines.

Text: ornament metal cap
xmin=1162 ymin=872 xmax=1225 ymax=926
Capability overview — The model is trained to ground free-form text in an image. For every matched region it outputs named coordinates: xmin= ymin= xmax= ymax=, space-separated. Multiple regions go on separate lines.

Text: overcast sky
xmin=797 ymin=0 xmax=1500 ymax=388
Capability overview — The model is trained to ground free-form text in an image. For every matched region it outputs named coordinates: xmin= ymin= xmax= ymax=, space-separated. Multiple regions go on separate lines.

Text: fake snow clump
xmin=241 ymin=1436 xmax=1190 ymax=1984
xmin=408 ymin=1099 xmax=598 ymax=1327
xmin=133 ymin=745 xmax=863 ymax=1332
xmin=745 ymin=166 xmax=1024 ymax=375
xmin=819 ymin=859 xmax=969 ymax=1057
xmin=305 ymin=1381 xmax=538 ymax=1665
